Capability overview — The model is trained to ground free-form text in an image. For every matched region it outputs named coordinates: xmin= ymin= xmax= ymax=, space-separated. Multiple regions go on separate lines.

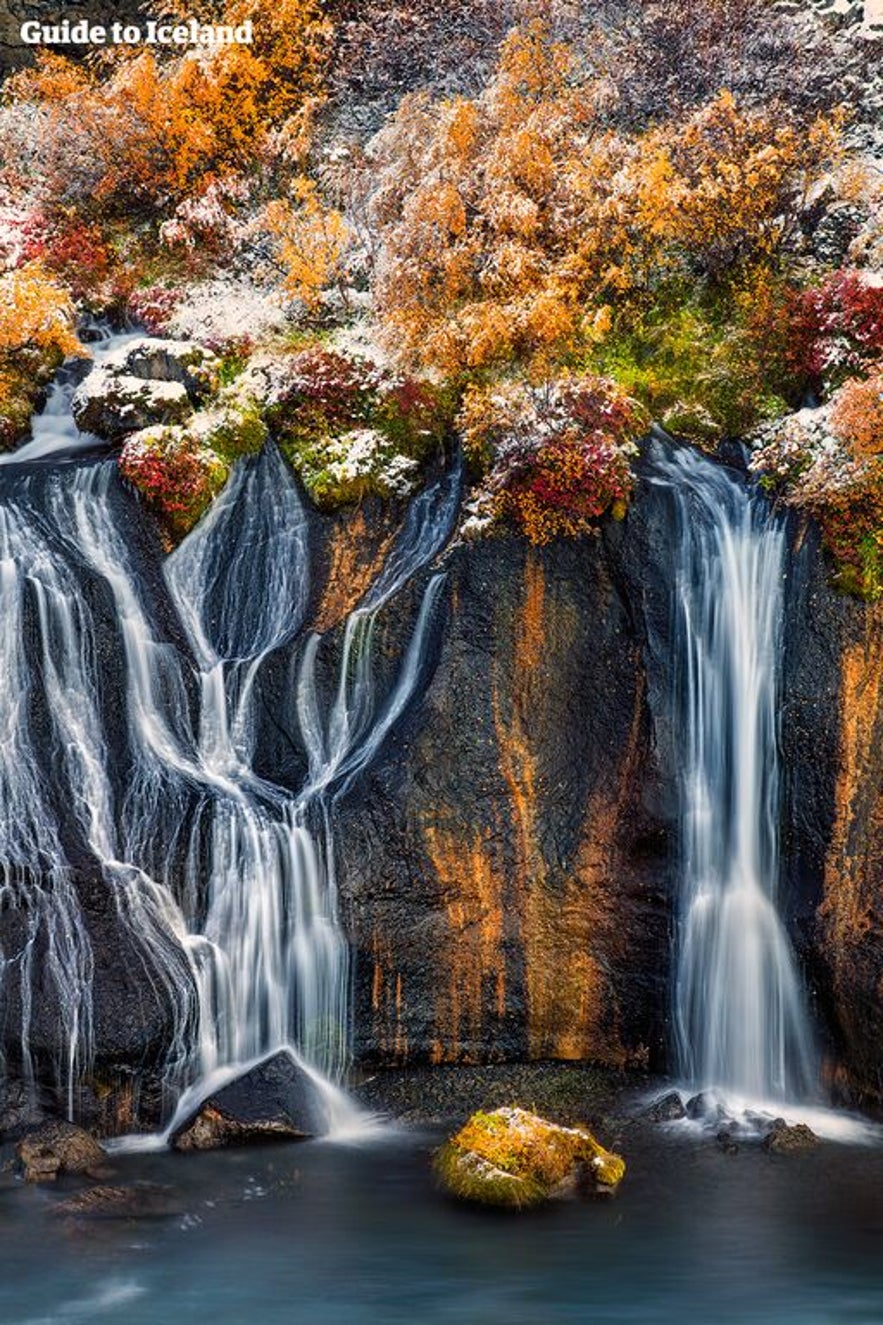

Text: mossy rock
xmin=434 ymin=1106 xmax=625 ymax=1210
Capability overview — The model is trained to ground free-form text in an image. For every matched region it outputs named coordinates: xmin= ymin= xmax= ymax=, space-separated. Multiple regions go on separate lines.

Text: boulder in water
xmin=171 ymin=1052 xmax=325 ymax=1153
xmin=434 ymin=1106 xmax=625 ymax=1210
xmin=643 ymin=1091 xmax=687 ymax=1122
xmin=763 ymin=1120 xmax=820 ymax=1155
xmin=17 ymin=1121 xmax=107 ymax=1183
xmin=685 ymin=1092 xmax=722 ymax=1122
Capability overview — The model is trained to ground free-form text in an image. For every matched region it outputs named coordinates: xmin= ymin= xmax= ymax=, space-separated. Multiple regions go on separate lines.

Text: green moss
xmin=434 ymin=1140 xmax=548 ymax=1210
xmin=586 ymin=284 xmax=792 ymax=442
xmin=201 ymin=401 xmax=269 ymax=461
xmin=433 ymin=1106 xmax=625 ymax=1211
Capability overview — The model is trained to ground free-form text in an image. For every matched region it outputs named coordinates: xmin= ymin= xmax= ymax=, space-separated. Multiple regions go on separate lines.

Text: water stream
xmin=0 ymin=333 xmax=456 ymax=1132
xmin=656 ymin=445 xmax=818 ymax=1118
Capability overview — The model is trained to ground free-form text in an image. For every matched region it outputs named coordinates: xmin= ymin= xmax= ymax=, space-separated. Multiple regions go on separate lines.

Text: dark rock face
xmin=171 ymin=1052 xmax=323 ymax=1151
xmin=337 ymin=457 xmax=678 ymax=1074
xmin=781 ymin=516 xmax=883 ymax=1108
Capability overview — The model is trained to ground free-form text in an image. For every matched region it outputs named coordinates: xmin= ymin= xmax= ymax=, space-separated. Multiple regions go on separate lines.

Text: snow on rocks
xmin=71 ymin=338 xmax=215 ymax=439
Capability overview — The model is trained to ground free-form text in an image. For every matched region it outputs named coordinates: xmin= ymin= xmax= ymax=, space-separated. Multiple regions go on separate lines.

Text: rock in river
xmin=171 ymin=1051 xmax=326 ymax=1152
xmin=763 ymin=1120 xmax=821 ymax=1155
xmin=434 ymin=1105 xmax=625 ymax=1210
xmin=17 ymin=1121 xmax=107 ymax=1183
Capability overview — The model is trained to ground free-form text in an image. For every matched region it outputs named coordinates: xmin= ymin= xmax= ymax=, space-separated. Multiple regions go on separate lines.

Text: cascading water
xmin=0 ymin=332 xmax=457 ymax=1134
xmin=656 ymin=445 xmax=818 ymax=1113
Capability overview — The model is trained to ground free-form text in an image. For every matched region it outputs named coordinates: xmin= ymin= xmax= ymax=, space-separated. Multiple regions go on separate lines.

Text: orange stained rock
xmin=423 ymin=821 xmax=507 ymax=1063
xmin=313 ymin=508 xmax=397 ymax=633
xmin=821 ymin=611 xmax=883 ymax=953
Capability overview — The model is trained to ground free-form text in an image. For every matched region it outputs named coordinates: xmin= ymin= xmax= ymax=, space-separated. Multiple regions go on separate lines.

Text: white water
xmin=0 ymin=327 xmax=141 ymax=467
xmin=0 ymin=335 xmax=457 ymax=1135
xmin=656 ymin=446 xmax=818 ymax=1118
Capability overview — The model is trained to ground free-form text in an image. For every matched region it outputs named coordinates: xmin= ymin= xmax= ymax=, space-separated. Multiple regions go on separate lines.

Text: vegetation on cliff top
xmin=0 ymin=0 xmax=880 ymax=570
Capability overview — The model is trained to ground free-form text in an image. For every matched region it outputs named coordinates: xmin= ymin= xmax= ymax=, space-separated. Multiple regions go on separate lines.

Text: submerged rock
xmin=53 ymin=1182 xmax=183 ymax=1220
xmin=763 ymin=1120 xmax=820 ymax=1155
xmin=171 ymin=1052 xmax=324 ymax=1153
xmin=434 ymin=1106 xmax=625 ymax=1210
xmin=17 ymin=1122 xmax=107 ymax=1183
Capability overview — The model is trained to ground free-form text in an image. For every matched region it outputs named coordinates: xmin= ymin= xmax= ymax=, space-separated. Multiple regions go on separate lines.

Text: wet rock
xmin=643 ymin=1091 xmax=687 ymax=1122
xmin=337 ymin=478 xmax=676 ymax=1072
xmin=434 ymin=1105 xmax=625 ymax=1210
xmin=685 ymin=1092 xmax=721 ymax=1122
xmin=763 ymin=1120 xmax=820 ymax=1155
xmin=113 ymin=339 xmax=216 ymax=396
xmin=17 ymin=1122 xmax=106 ymax=1183
xmin=53 ymin=1182 xmax=183 ymax=1220
xmin=716 ymin=1125 xmax=740 ymax=1155
xmin=70 ymin=337 xmax=216 ymax=440
xmin=171 ymin=1051 xmax=323 ymax=1152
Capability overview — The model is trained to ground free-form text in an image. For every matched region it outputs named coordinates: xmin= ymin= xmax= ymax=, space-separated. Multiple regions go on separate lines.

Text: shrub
xmin=781 ymin=270 xmax=883 ymax=399
xmin=751 ymin=376 xmax=883 ymax=599
xmin=119 ymin=426 xmax=229 ymax=538
xmin=0 ymin=261 xmax=83 ymax=449
xmin=270 ymin=345 xmax=450 ymax=507
xmin=458 ymin=374 xmax=648 ymax=543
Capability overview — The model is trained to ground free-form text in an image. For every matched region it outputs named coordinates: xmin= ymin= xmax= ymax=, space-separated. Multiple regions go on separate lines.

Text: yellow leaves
xmin=265 ymin=181 xmax=350 ymax=308
xmin=411 ymin=182 xmax=468 ymax=238
xmin=374 ymin=63 xmax=842 ymax=383
xmin=494 ymin=18 xmax=573 ymax=112
xmin=0 ymin=262 xmax=82 ymax=359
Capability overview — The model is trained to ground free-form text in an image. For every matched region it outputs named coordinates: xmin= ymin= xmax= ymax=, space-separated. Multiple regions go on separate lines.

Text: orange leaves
xmin=264 ymin=181 xmax=350 ymax=309
xmin=0 ymin=262 xmax=82 ymax=359
xmin=5 ymin=0 xmax=332 ymax=219
xmin=371 ymin=24 xmax=842 ymax=385
xmin=629 ymin=93 xmax=841 ymax=278
xmin=830 ymin=374 xmax=883 ymax=460
xmin=0 ymin=262 xmax=83 ymax=447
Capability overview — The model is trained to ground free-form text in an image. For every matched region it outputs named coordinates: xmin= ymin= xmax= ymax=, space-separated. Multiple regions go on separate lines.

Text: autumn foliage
xmin=459 ymin=375 xmax=647 ymax=543
xmin=370 ymin=21 xmax=840 ymax=386
xmin=0 ymin=261 xmax=83 ymax=447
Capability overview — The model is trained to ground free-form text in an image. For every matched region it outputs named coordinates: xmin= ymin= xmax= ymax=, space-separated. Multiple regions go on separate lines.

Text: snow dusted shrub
xmin=271 ymin=346 xmax=449 ymax=508
xmin=127 ymin=286 xmax=183 ymax=337
xmin=119 ymin=426 xmax=229 ymax=540
xmin=457 ymin=375 xmax=648 ymax=544
xmin=292 ymin=426 xmax=420 ymax=507
xmin=783 ymin=270 xmax=883 ymax=398
xmin=751 ymin=374 xmax=883 ymax=598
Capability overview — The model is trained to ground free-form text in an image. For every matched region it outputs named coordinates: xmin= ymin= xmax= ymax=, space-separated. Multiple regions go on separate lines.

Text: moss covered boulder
xmin=434 ymin=1106 xmax=625 ymax=1210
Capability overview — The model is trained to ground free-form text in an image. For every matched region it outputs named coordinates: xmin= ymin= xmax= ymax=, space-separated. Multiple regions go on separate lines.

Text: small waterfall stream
xmin=0 ymin=333 xmax=457 ymax=1133
xmin=656 ymin=446 xmax=818 ymax=1114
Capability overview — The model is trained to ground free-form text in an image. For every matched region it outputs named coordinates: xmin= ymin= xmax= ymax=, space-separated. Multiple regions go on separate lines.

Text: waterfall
xmin=0 ymin=335 xmax=457 ymax=1130
xmin=657 ymin=445 xmax=817 ymax=1111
